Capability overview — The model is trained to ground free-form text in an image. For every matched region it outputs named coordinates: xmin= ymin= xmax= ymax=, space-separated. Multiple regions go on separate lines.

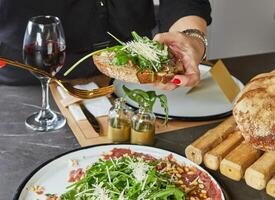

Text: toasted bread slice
xmin=93 ymin=51 xmax=184 ymax=84
xmin=93 ymin=52 xmax=139 ymax=83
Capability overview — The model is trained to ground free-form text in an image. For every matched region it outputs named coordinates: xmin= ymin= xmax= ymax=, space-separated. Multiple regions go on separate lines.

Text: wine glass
xmin=23 ymin=16 xmax=66 ymax=131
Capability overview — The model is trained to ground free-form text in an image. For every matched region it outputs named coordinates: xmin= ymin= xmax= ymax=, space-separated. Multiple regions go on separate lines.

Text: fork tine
xmin=76 ymin=85 xmax=115 ymax=94
xmin=73 ymin=85 xmax=114 ymax=92
xmin=61 ymin=83 xmax=115 ymax=99
xmin=72 ymin=90 xmax=114 ymax=99
xmin=71 ymin=86 xmax=114 ymax=96
xmin=54 ymin=78 xmax=115 ymax=99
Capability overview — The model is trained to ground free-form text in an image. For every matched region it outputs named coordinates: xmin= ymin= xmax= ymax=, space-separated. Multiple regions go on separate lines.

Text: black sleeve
xmin=159 ymin=0 xmax=212 ymax=32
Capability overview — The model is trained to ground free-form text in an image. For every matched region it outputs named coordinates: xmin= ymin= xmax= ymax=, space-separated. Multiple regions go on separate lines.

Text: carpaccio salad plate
xmin=15 ymin=144 xmax=225 ymax=200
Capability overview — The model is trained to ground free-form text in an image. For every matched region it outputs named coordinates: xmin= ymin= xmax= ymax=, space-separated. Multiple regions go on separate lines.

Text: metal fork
xmin=0 ymin=57 xmax=115 ymax=99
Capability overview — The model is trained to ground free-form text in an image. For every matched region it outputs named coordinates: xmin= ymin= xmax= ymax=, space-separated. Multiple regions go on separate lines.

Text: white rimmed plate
xmin=113 ymin=64 xmax=244 ymax=120
xmin=15 ymin=144 xmax=225 ymax=200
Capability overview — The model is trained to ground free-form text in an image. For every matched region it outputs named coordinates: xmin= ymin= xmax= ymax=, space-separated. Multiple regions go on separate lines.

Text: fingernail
xmin=171 ymin=78 xmax=181 ymax=85
xmin=0 ymin=60 xmax=7 ymax=68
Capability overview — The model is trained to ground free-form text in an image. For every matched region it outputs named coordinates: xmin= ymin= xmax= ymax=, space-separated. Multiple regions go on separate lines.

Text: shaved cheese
xmin=137 ymin=190 xmax=150 ymax=200
xmin=123 ymin=41 xmax=160 ymax=63
xmin=129 ymin=159 xmax=149 ymax=182
xmin=91 ymin=182 xmax=111 ymax=200
xmin=118 ymin=189 xmax=126 ymax=200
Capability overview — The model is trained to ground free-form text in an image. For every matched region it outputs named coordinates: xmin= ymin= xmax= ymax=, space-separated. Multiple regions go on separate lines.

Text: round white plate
xmin=114 ymin=64 xmax=244 ymax=119
xmin=15 ymin=144 xmax=225 ymax=200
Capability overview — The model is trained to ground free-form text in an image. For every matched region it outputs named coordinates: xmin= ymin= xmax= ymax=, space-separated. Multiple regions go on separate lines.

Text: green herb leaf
xmin=122 ymin=85 xmax=169 ymax=125
xmin=131 ymin=31 xmax=143 ymax=42
xmin=158 ymin=94 xmax=169 ymax=125
xmin=107 ymin=32 xmax=125 ymax=45
xmin=151 ymin=187 xmax=185 ymax=200
xmin=64 ymin=45 xmax=122 ymax=76
xmin=111 ymin=53 xmax=129 ymax=65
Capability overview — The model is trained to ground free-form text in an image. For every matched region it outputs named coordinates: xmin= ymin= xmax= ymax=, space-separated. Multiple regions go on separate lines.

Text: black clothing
xmin=0 ymin=0 xmax=211 ymax=85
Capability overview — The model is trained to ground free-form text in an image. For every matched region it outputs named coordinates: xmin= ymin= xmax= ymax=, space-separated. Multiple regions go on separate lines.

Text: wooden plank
xmin=50 ymin=83 xmax=101 ymax=146
xmin=185 ymin=116 xmax=236 ymax=164
xmin=204 ymin=130 xmax=243 ymax=170
xmin=245 ymin=152 xmax=275 ymax=190
xmin=267 ymin=175 xmax=275 ymax=198
xmin=60 ymin=96 xmax=82 ymax=107
xmin=220 ymin=142 xmax=262 ymax=181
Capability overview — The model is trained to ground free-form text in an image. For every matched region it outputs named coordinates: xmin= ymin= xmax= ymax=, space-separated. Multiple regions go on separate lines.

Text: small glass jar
xmin=107 ymin=97 xmax=132 ymax=143
xmin=131 ymin=104 xmax=156 ymax=145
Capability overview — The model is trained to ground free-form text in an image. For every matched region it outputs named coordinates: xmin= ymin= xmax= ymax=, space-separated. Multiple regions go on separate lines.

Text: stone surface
xmin=0 ymin=85 xmax=79 ymax=200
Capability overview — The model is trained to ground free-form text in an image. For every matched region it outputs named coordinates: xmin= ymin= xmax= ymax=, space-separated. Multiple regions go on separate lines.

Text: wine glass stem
xmin=40 ymin=77 xmax=51 ymax=112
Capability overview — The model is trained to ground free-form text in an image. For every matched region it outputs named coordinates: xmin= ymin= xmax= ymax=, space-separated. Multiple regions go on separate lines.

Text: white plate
xmin=114 ymin=64 xmax=244 ymax=119
xmin=16 ymin=144 xmax=225 ymax=200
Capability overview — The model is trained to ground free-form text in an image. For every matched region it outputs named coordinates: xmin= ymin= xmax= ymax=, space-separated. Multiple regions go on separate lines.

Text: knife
xmin=79 ymin=102 xmax=101 ymax=134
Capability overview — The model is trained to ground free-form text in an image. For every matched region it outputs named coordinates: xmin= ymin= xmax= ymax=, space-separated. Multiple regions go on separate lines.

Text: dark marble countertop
xmin=0 ymin=53 xmax=274 ymax=200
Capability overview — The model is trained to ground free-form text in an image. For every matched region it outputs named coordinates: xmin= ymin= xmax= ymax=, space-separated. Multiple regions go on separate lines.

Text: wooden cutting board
xmin=50 ymin=81 xmax=221 ymax=147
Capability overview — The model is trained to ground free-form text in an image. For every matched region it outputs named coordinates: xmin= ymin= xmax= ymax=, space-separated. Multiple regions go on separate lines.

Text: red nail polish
xmin=172 ymin=78 xmax=181 ymax=85
xmin=0 ymin=60 xmax=7 ymax=68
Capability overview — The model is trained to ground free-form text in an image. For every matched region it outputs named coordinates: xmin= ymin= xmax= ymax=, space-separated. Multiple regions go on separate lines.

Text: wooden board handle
xmin=220 ymin=142 xmax=262 ymax=181
xmin=245 ymin=152 xmax=275 ymax=190
xmin=204 ymin=130 xmax=243 ymax=170
xmin=185 ymin=116 xmax=236 ymax=164
xmin=266 ymin=175 xmax=275 ymax=198
xmin=60 ymin=96 xmax=82 ymax=107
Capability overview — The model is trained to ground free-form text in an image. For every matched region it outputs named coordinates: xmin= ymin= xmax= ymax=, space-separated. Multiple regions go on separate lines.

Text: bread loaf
xmin=233 ymin=70 xmax=275 ymax=152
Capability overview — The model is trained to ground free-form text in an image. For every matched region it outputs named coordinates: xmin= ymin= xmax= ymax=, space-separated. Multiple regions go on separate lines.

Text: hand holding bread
xmin=153 ymin=31 xmax=204 ymax=89
xmin=93 ymin=31 xmax=185 ymax=86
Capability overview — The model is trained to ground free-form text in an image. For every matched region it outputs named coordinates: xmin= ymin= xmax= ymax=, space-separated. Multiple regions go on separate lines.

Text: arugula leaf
xmin=131 ymin=31 xmax=143 ymax=42
xmin=111 ymin=52 xmax=129 ymax=65
xmin=151 ymin=187 xmax=185 ymax=200
xmin=107 ymin=32 xmax=125 ymax=45
xmin=158 ymin=94 xmax=169 ymax=124
xmin=60 ymin=189 xmax=77 ymax=200
xmin=122 ymin=85 xmax=169 ymax=125
xmin=64 ymin=45 xmax=122 ymax=76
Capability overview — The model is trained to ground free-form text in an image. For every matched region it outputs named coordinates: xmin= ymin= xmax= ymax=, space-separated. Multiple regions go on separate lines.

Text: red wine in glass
xmin=23 ymin=15 xmax=66 ymax=132
xmin=23 ymin=41 xmax=65 ymax=77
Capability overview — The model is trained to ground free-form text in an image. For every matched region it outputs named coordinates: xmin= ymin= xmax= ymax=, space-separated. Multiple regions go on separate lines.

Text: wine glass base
xmin=25 ymin=112 xmax=66 ymax=132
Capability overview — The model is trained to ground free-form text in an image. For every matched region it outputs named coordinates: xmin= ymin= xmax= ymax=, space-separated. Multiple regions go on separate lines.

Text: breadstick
xmin=245 ymin=152 xmax=275 ymax=190
xmin=185 ymin=116 xmax=236 ymax=164
xmin=266 ymin=175 xmax=275 ymax=198
xmin=220 ymin=142 xmax=262 ymax=181
xmin=204 ymin=131 xmax=243 ymax=170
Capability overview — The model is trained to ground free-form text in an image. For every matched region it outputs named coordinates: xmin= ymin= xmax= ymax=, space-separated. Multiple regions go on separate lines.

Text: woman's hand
xmin=153 ymin=31 xmax=205 ymax=90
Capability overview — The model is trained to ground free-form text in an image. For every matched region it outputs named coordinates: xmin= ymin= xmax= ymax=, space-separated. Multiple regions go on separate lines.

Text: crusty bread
xmin=92 ymin=51 xmax=184 ymax=84
xmin=233 ymin=70 xmax=275 ymax=152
